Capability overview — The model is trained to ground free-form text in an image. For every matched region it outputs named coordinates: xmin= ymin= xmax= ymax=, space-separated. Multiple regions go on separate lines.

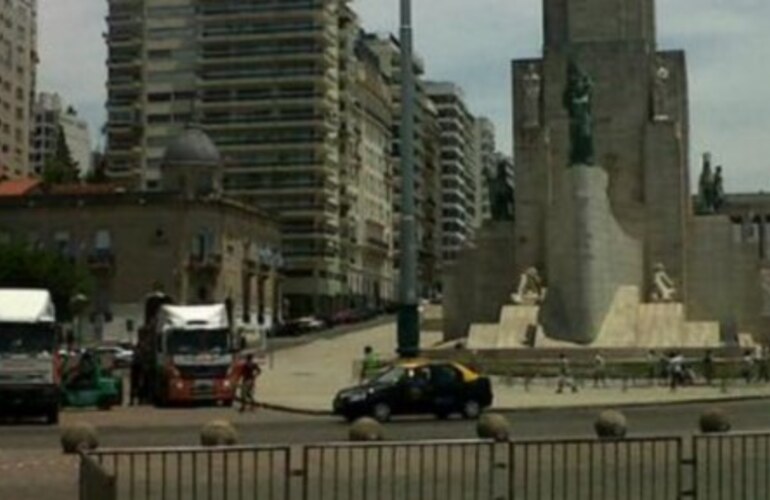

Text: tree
xmin=0 ymin=243 xmax=92 ymax=321
xmin=42 ymin=125 xmax=79 ymax=184
xmin=85 ymin=152 xmax=108 ymax=184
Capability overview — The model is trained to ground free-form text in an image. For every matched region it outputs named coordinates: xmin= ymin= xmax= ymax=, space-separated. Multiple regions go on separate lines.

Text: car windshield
xmin=167 ymin=329 xmax=229 ymax=355
xmin=372 ymin=366 xmax=406 ymax=385
xmin=0 ymin=323 xmax=56 ymax=357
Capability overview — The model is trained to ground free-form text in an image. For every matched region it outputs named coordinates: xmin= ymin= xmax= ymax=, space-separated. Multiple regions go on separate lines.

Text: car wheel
xmin=45 ymin=407 xmax=59 ymax=425
xmin=97 ymin=396 xmax=113 ymax=411
xmin=372 ymin=403 xmax=392 ymax=422
xmin=462 ymin=400 xmax=481 ymax=419
xmin=435 ymin=410 xmax=450 ymax=420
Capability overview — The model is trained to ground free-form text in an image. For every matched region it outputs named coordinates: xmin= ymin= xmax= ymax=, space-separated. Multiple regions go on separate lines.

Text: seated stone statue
xmin=650 ymin=263 xmax=677 ymax=302
xmin=512 ymin=267 xmax=546 ymax=305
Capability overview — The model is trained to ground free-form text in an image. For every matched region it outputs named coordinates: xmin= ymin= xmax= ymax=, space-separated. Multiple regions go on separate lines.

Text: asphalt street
xmin=1 ymin=398 xmax=769 ymax=450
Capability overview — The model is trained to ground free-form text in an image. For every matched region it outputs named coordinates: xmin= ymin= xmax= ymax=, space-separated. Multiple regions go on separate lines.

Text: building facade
xmin=30 ymin=92 xmax=92 ymax=178
xmin=105 ymin=0 xmax=398 ymax=316
xmin=473 ymin=117 xmax=496 ymax=224
xmin=0 ymin=127 xmax=281 ymax=341
xmin=0 ymin=0 xmax=36 ymax=180
xmin=337 ymin=14 xmax=396 ymax=308
xmin=425 ymin=81 xmax=478 ymax=266
xmin=364 ymin=34 xmax=442 ymax=298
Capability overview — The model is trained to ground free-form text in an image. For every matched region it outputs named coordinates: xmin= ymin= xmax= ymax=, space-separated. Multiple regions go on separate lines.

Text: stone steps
xmin=468 ymin=285 xmax=730 ymax=349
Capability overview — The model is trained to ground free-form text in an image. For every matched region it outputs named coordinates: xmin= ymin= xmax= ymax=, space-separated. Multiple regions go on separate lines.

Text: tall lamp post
xmin=397 ymin=0 xmax=420 ymax=358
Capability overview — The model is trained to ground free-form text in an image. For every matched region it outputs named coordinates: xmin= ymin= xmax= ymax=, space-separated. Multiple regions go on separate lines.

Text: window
xmin=54 ymin=230 xmax=71 ymax=256
xmin=94 ymin=229 xmax=112 ymax=250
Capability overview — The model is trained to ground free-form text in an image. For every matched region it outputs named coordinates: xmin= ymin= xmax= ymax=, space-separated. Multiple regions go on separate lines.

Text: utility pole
xmin=397 ymin=0 xmax=420 ymax=358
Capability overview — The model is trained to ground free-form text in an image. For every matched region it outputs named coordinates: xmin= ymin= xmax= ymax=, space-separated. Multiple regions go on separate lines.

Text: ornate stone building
xmin=0 ymin=127 xmax=281 ymax=340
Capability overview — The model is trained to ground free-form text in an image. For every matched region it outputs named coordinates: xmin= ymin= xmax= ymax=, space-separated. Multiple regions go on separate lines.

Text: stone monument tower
xmin=512 ymin=0 xmax=690 ymax=343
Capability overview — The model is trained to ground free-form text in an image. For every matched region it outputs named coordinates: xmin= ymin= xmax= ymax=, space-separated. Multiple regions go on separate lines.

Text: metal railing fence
xmin=81 ymin=432 xmax=770 ymax=500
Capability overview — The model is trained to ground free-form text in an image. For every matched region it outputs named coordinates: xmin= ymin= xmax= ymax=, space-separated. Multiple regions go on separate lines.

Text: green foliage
xmin=42 ymin=125 xmax=79 ymax=185
xmin=0 ymin=243 xmax=92 ymax=321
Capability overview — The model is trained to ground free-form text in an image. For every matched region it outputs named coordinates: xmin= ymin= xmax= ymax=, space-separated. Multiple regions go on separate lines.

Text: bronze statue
xmin=486 ymin=160 xmax=514 ymax=221
xmin=697 ymin=153 xmax=725 ymax=214
xmin=563 ymin=61 xmax=595 ymax=166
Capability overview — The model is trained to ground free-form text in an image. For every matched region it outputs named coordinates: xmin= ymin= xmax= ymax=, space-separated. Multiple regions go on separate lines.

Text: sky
xmin=37 ymin=0 xmax=770 ymax=192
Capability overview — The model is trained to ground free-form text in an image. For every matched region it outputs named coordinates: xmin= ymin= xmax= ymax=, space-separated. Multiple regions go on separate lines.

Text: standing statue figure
xmin=713 ymin=166 xmax=725 ymax=212
xmin=522 ymin=63 xmax=542 ymax=128
xmin=697 ymin=153 xmax=726 ymax=214
xmin=485 ymin=160 xmax=514 ymax=221
xmin=653 ymin=63 xmax=671 ymax=121
xmin=563 ymin=61 xmax=595 ymax=166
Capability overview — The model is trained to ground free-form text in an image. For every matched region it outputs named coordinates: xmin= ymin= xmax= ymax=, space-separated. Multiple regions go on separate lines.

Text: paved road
xmin=1 ymin=398 xmax=769 ymax=450
xmin=1 ymin=399 xmax=769 ymax=499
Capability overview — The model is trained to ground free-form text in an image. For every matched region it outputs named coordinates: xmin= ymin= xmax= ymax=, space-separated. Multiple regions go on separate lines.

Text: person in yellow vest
xmin=360 ymin=346 xmax=379 ymax=382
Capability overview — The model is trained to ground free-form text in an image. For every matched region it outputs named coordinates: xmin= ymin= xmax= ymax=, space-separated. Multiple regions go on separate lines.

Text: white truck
xmin=139 ymin=303 xmax=238 ymax=406
xmin=0 ymin=289 xmax=60 ymax=424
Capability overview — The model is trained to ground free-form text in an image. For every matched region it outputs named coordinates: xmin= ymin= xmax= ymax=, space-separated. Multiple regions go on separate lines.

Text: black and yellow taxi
xmin=333 ymin=359 xmax=493 ymax=422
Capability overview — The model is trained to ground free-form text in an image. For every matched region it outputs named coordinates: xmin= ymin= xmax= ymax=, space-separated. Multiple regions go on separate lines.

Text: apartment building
xmin=105 ymin=0 xmax=399 ymax=315
xmin=473 ymin=117 xmax=496 ymax=223
xmin=364 ymin=33 xmax=442 ymax=297
xmin=337 ymin=11 xmax=395 ymax=307
xmin=425 ymin=81 xmax=478 ymax=265
xmin=30 ymin=92 xmax=92 ymax=178
xmin=0 ymin=0 xmax=36 ymax=179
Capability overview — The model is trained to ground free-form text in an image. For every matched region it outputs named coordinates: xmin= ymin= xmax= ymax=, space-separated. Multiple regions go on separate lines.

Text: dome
xmin=162 ymin=127 xmax=221 ymax=167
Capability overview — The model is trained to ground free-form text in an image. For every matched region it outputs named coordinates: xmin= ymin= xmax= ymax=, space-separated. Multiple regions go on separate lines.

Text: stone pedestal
xmin=443 ymin=221 xmax=517 ymax=340
xmin=543 ymin=166 xmax=643 ymax=343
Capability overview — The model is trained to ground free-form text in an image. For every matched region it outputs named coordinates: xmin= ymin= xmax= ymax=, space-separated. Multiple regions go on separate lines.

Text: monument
xmin=443 ymin=0 xmax=768 ymax=349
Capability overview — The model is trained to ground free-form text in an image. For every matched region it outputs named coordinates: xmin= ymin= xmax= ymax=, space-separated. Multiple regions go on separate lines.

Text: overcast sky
xmin=38 ymin=0 xmax=769 ymax=192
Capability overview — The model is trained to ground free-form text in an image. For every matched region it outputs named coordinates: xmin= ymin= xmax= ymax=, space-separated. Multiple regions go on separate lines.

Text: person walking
xmin=129 ymin=354 xmax=143 ymax=406
xmin=593 ymin=353 xmax=607 ymax=388
xmin=758 ymin=348 xmax=770 ymax=383
xmin=703 ymin=350 xmax=715 ymax=386
xmin=669 ymin=352 xmax=684 ymax=390
xmin=556 ymin=353 xmax=578 ymax=394
xmin=360 ymin=345 xmax=379 ymax=382
xmin=646 ymin=350 xmax=658 ymax=386
xmin=238 ymin=354 xmax=262 ymax=412
xmin=742 ymin=350 xmax=755 ymax=384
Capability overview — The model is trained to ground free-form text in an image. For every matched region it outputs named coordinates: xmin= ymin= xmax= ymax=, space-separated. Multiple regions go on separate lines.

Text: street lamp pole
xmin=397 ymin=0 xmax=420 ymax=358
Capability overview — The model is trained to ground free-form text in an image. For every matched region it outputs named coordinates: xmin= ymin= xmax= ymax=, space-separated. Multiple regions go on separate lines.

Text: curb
xmin=256 ymin=402 xmax=333 ymax=417
xmin=257 ymin=393 xmax=770 ymax=417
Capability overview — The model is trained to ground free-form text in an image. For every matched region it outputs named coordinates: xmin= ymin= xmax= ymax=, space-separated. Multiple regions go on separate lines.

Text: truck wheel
xmin=97 ymin=396 xmax=113 ymax=411
xmin=45 ymin=408 xmax=59 ymax=425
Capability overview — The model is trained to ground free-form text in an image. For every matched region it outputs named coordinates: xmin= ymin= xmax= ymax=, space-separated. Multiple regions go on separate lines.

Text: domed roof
xmin=162 ymin=127 xmax=221 ymax=167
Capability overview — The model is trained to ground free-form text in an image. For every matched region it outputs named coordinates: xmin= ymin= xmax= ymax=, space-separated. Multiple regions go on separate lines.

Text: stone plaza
xmin=445 ymin=0 xmax=769 ymax=351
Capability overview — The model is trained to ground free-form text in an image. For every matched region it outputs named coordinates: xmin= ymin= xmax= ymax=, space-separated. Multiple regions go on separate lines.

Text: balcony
xmin=187 ymin=253 xmax=223 ymax=275
xmin=87 ymin=251 xmax=116 ymax=274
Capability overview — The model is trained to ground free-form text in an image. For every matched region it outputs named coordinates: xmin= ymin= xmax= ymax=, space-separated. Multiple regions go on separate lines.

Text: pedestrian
xmin=742 ymin=350 xmax=755 ymax=384
xmin=593 ymin=353 xmax=607 ymax=388
xmin=703 ymin=350 xmax=715 ymax=386
xmin=129 ymin=354 xmax=142 ymax=405
xmin=669 ymin=352 xmax=684 ymax=390
xmin=360 ymin=345 xmax=379 ymax=382
xmin=556 ymin=353 xmax=578 ymax=394
xmin=658 ymin=351 xmax=669 ymax=386
xmin=758 ymin=348 xmax=770 ymax=383
xmin=238 ymin=353 xmax=262 ymax=412
xmin=646 ymin=350 xmax=658 ymax=386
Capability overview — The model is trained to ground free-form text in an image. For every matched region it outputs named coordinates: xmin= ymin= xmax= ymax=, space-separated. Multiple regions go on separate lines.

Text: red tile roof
xmin=0 ymin=179 xmax=42 ymax=197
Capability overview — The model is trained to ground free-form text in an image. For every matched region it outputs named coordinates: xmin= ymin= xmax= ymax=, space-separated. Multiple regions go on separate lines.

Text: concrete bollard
xmin=61 ymin=422 xmax=99 ymax=454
